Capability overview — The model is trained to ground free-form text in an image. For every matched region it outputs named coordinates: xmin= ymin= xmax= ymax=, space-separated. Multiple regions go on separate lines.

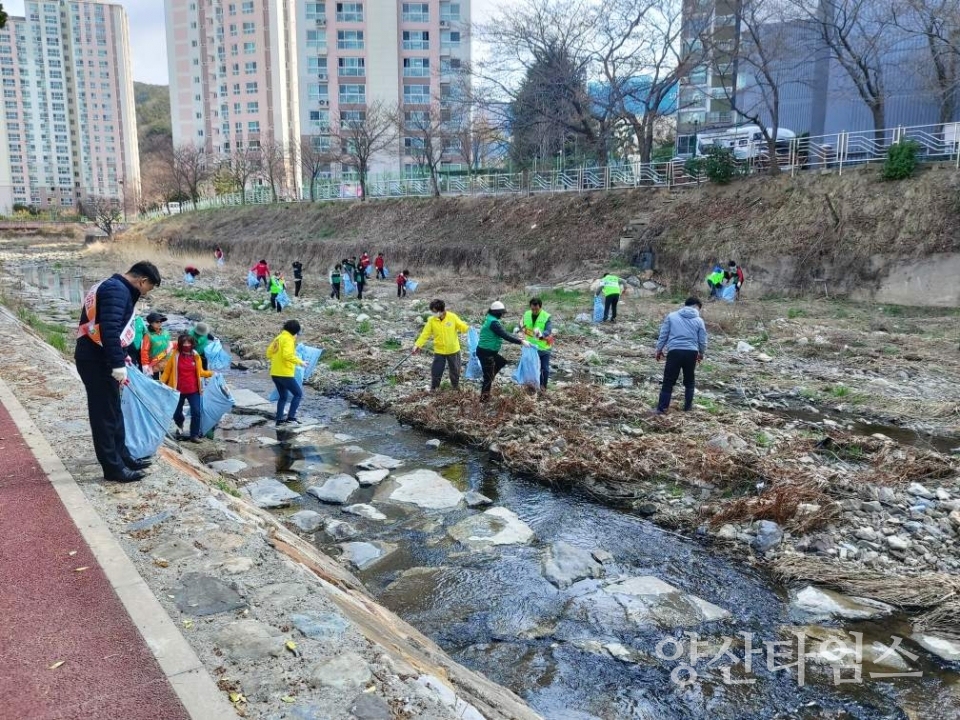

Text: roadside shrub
xmin=882 ymin=140 xmax=921 ymax=181
xmin=686 ymin=146 xmax=740 ymax=185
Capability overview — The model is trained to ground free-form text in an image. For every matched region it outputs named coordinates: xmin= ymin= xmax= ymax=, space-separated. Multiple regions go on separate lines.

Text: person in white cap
xmin=475 ymin=300 xmax=529 ymax=401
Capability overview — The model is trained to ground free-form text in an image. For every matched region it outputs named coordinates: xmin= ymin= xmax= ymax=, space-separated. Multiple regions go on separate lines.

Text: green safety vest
xmin=269 ymin=276 xmax=284 ymax=294
xmin=522 ymin=309 xmax=551 ymax=351
xmin=146 ymin=330 xmax=171 ymax=362
xmin=601 ymin=274 xmax=621 ymax=297
xmin=706 ymin=270 xmax=724 ymax=285
xmin=132 ymin=316 xmax=146 ymax=350
xmin=189 ymin=329 xmax=210 ymax=355
xmin=477 ymin=313 xmax=504 ymax=352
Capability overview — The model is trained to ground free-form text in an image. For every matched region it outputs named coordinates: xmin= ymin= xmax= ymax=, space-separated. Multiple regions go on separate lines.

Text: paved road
xmin=0 ymin=401 xmax=190 ymax=720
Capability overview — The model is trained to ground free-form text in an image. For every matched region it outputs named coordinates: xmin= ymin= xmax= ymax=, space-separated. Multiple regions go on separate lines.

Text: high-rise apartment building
xmin=0 ymin=0 xmax=139 ymax=215
xmin=165 ymin=0 xmax=471 ymax=195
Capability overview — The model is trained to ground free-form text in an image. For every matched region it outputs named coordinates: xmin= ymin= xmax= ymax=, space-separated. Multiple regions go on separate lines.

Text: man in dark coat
xmin=75 ymin=261 xmax=162 ymax=482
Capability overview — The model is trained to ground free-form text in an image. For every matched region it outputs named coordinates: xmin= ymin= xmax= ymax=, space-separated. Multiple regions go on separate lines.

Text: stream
xmin=10 ymin=262 xmax=960 ymax=719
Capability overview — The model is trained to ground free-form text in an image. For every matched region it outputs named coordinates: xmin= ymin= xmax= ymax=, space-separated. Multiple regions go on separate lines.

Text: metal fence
xmin=139 ymin=121 xmax=960 ymax=220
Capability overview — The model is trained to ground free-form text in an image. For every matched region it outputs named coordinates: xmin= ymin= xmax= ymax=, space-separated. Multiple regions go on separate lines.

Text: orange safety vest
xmin=76 ymin=280 xmax=136 ymax=348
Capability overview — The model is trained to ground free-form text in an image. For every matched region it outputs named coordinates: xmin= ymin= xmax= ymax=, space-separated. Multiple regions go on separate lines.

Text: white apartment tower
xmin=166 ymin=0 xmax=471 ymax=195
xmin=0 ymin=0 xmax=140 ymax=214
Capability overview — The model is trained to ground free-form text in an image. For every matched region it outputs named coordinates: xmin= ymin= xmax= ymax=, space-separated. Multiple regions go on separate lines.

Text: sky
xmin=3 ymin=0 xmax=503 ymax=85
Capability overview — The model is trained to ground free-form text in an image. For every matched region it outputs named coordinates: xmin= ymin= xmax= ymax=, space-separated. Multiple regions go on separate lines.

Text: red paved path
xmin=0 ymin=401 xmax=190 ymax=720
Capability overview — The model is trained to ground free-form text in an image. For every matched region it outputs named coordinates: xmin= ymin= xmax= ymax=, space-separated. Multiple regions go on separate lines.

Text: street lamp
xmin=692 ymin=118 xmax=699 ymax=157
xmin=117 ymin=179 xmax=126 ymax=223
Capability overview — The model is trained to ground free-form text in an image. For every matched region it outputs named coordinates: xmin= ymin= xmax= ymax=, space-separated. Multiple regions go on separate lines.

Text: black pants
xmin=270 ymin=292 xmax=281 ymax=312
xmin=476 ymin=348 xmax=507 ymax=398
xmin=199 ymin=352 xmax=208 ymax=371
xmin=127 ymin=345 xmax=141 ymax=370
xmin=603 ymin=293 xmax=620 ymax=321
xmin=397 ymin=284 xmax=406 ymax=297
xmin=657 ymin=349 xmax=699 ymax=412
xmin=75 ymin=348 xmax=135 ymax=476
xmin=538 ymin=350 xmax=551 ymax=390
xmin=294 ymin=279 xmax=302 ymax=297
xmin=376 ymin=268 xmax=385 ymax=280
xmin=356 ymin=281 xmax=365 ymax=300
xmin=330 ymin=282 xmax=340 ymax=299
xmin=431 ymin=352 xmax=462 ymax=390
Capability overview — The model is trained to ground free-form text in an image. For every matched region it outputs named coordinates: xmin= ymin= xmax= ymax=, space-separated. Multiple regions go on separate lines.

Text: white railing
xmin=138 ymin=121 xmax=960 ymax=219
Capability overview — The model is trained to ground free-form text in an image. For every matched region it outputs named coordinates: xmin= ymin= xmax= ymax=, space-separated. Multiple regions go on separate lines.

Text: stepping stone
xmin=384 ymin=469 xmax=463 ymax=510
xmin=356 ymin=453 xmax=403 ymax=470
xmin=448 ymin=507 xmax=534 ymax=550
xmin=307 ymin=474 xmax=359 ymax=504
xmin=208 ymin=458 xmax=248 ymax=475
xmin=244 ymin=478 xmax=300 ymax=508
xmin=338 ymin=541 xmax=396 ymax=570
xmin=464 ymin=491 xmax=493 ymax=508
xmin=174 ymin=573 xmax=247 ymax=616
xmin=288 ymin=510 xmax=323 ymax=532
xmin=343 ymin=503 xmax=387 ymax=521
xmin=356 ymin=469 xmax=390 ymax=486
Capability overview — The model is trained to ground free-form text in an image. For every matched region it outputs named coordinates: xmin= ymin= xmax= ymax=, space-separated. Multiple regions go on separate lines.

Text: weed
xmin=749 ymin=331 xmax=769 ymax=345
xmin=787 ymin=308 xmax=806 ymax=319
xmin=829 ymin=385 xmax=851 ymax=398
xmin=882 ymin=305 xmax=904 ymax=317
xmin=798 ymin=388 xmax=818 ymax=400
xmin=357 ymin=320 xmax=372 ymax=335
xmin=382 ymin=338 xmax=402 ymax=350
xmin=172 ymin=287 xmax=230 ymax=306
xmin=696 ymin=397 xmax=720 ymax=414
xmin=46 ymin=330 xmax=67 ymax=352
xmin=756 ymin=431 xmax=772 ymax=447
xmin=213 ymin=478 xmax=241 ymax=497
xmin=328 ymin=358 xmax=356 ymax=371
xmin=882 ymin=345 xmax=899 ymax=355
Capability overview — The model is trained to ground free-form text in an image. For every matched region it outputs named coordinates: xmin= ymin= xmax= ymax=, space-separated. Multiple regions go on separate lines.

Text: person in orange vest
xmin=75 ymin=261 xmax=162 ymax=482
xmin=140 ymin=312 xmax=172 ymax=380
xmin=161 ymin=334 xmax=215 ymax=442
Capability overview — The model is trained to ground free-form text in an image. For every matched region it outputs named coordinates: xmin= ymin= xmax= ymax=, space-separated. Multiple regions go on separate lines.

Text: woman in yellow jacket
xmin=412 ymin=298 xmax=469 ymax=390
xmin=267 ymin=319 xmax=306 ymax=426
xmin=160 ymin=334 xmax=214 ymax=442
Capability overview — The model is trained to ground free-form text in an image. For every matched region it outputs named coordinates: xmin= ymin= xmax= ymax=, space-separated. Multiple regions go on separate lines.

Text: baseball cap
xmin=146 ymin=312 xmax=167 ymax=324
xmin=490 ymin=301 xmax=506 ymax=311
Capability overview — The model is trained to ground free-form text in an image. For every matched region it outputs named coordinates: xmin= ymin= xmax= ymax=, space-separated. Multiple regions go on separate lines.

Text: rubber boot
xmin=683 ymin=386 xmax=695 ymax=411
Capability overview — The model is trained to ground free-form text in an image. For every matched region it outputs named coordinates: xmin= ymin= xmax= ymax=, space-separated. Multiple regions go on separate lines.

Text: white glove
xmin=512 ymin=326 xmax=520 ymax=334
xmin=143 ymin=364 xmax=152 ymax=376
xmin=111 ymin=367 xmax=128 ymax=384
xmin=521 ymin=339 xmax=531 ymax=347
xmin=534 ymin=329 xmax=543 ymax=338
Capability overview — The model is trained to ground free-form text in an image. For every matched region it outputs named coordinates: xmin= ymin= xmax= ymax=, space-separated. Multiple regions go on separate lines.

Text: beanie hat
xmin=194 ymin=322 xmax=210 ymax=336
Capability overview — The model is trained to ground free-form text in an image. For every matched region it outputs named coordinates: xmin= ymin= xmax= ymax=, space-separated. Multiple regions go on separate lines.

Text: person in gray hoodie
xmin=654 ymin=297 xmax=708 ymax=413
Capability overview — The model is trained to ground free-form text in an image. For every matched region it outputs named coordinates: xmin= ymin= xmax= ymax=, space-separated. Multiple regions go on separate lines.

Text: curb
xmin=0 ymin=377 xmax=236 ymax=720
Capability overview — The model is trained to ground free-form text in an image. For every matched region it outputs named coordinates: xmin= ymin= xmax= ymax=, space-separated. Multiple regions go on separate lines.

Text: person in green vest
xmin=598 ymin=271 xmax=626 ymax=322
xmin=128 ymin=314 xmax=147 ymax=369
xmin=476 ymin=300 xmax=530 ymax=401
xmin=705 ymin=264 xmax=725 ymax=299
xmin=522 ymin=297 xmax=554 ymax=392
xmin=269 ymin=271 xmax=286 ymax=313
xmin=189 ymin=321 xmax=213 ymax=370
xmin=140 ymin=312 xmax=172 ymax=379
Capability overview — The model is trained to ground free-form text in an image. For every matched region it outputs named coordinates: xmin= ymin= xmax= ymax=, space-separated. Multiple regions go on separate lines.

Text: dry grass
xmin=915 ymin=601 xmax=960 ymax=641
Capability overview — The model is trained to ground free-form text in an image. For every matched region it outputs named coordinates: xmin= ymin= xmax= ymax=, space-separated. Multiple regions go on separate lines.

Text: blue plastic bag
xmin=406 ymin=279 xmax=419 ymax=293
xmin=183 ymin=272 xmax=195 ymax=285
xmin=343 ymin=273 xmax=356 ymax=295
xmin=247 ymin=270 xmax=259 ymax=289
xmin=268 ymin=344 xmax=323 ymax=400
xmin=720 ymin=284 xmax=737 ymax=302
xmin=276 ymin=289 xmax=291 ymax=309
xmin=199 ymin=374 xmax=235 ymax=436
xmin=382 ymin=266 xmax=390 ymax=278
xmin=512 ymin=345 xmax=542 ymax=388
xmin=365 ymin=264 xmax=374 ymax=277
xmin=205 ymin=338 xmax=232 ymax=370
xmin=593 ymin=295 xmax=604 ymax=322
xmin=122 ymin=368 xmax=179 ymax=459
xmin=464 ymin=328 xmax=482 ymax=381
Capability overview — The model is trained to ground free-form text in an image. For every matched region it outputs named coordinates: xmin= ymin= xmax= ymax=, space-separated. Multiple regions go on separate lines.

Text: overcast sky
xmin=4 ymin=0 xmax=503 ymax=85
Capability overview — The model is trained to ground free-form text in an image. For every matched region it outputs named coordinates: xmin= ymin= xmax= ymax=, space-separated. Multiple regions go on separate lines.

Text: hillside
xmin=133 ymin=81 xmax=172 ymax=153
xmin=125 ymin=165 xmax=960 ymax=301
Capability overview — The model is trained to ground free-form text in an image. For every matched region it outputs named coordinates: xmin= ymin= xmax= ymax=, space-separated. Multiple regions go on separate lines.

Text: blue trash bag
xmin=247 ymin=270 xmax=259 ymax=289
xmin=593 ymin=295 xmax=604 ymax=322
xmin=343 ymin=273 xmax=356 ymax=295
xmin=205 ymin=338 xmax=232 ymax=371
xmin=464 ymin=327 xmax=482 ymax=381
xmin=365 ymin=264 xmax=374 ymax=277
xmin=276 ymin=289 xmax=291 ymax=309
xmin=512 ymin=345 xmax=542 ymax=388
xmin=121 ymin=368 xmax=180 ymax=459
xmin=382 ymin=266 xmax=390 ymax=278
xmin=199 ymin=374 xmax=235 ymax=436
xmin=720 ymin=284 xmax=737 ymax=302
xmin=406 ymin=279 xmax=419 ymax=293
xmin=183 ymin=272 xmax=195 ymax=285
xmin=268 ymin=344 xmax=323 ymax=400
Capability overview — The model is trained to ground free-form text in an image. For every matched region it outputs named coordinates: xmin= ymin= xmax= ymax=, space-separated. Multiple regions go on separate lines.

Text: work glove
xmin=521 ymin=339 xmax=531 ymax=347
xmin=143 ymin=364 xmax=152 ymax=376
xmin=112 ymin=367 xmax=128 ymax=385
xmin=512 ymin=326 xmax=520 ymax=334
xmin=534 ymin=329 xmax=543 ymax=338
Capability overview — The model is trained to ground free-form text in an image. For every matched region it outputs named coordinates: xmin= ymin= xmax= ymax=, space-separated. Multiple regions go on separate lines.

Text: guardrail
xmin=138 ymin=121 xmax=960 ymax=219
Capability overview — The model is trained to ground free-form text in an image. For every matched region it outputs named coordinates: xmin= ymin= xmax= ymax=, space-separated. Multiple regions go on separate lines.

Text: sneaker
xmin=275 ymin=419 xmax=288 ymax=427
xmin=285 ymin=418 xmax=301 ymax=425
xmin=185 ymin=436 xmax=203 ymax=443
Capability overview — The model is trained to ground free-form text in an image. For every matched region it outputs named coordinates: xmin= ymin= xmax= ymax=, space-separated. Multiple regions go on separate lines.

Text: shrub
xmin=882 ymin=140 xmax=921 ymax=181
xmin=686 ymin=146 xmax=740 ymax=185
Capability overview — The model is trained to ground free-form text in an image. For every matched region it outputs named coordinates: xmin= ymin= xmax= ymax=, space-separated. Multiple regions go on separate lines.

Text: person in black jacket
xmin=75 ymin=261 xmax=161 ymax=482
xmin=292 ymin=261 xmax=303 ymax=297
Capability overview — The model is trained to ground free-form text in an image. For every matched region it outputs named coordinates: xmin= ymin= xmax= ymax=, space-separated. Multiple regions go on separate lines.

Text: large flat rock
xmin=215 ymin=620 xmax=283 ymax=660
xmin=357 ymin=453 xmax=403 ymax=470
xmin=307 ymin=474 xmax=359 ymax=504
xmin=338 ymin=541 xmax=396 ymax=570
xmin=385 ymin=469 xmax=463 ymax=510
xmin=356 ymin=468 xmax=390 ymax=486
xmin=174 ymin=573 xmax=247 ymax=616
xmin=542 ymin=541 xmax=603 ymax=589
xmin=230 ymin=388 xmax=275 ymax=413
xmin=208 ymin=458 xmax=248 ymax=475
xmin=448 ymin=507 xmax=534 ymax=550
xmin=244 ymin=478 xmax=301 ymax=508
xmin=790 ymin=585 xmax=894 ymax=621
xmin=910 ymin=632 xmax=960 ymax=663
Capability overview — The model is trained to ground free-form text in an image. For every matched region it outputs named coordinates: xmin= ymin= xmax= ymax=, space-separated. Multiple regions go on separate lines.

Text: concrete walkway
xmin=0 ymin=386 xmax=229 ymax=719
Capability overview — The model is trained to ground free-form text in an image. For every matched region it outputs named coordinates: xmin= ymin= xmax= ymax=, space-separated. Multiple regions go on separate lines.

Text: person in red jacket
xmin=725 ymin=260 xmax=745 ymax=299
xmin=359 ymin=252 xmax=371 ymax=271
xmin=396 ymin=269 xmax=408 ymax=298
xmin=253 ymin=259 xmax=270 ymax=289
xmin=374 ymin=252 xmax=386 ymax=280
xmin=161 ymin=334 xmax=214 ymax=442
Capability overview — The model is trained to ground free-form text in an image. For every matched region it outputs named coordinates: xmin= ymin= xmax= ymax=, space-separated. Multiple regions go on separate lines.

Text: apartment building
xmin=0 ymin=0 xmax=140 ymax=215
xmin=296 ymin=0 xmax=471 ymax=177
xmin=164 ymin=0 xmax=301 ymax=196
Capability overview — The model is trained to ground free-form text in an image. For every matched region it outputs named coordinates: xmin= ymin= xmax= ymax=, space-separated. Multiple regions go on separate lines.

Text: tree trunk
xmin=430 ymin=167 xmax=440 ymax=198
xmin=239 ymin=185 xmax=247 ymax=205
xmin=766 ymin=136 xmax=781 ymax=175
xmin=871 ymin=103 xmax=885 ymax=146
xmin=359 ymin=166 xmax=367 ymax=202
xmin=309 ymin=176 xmax=316 ymax=202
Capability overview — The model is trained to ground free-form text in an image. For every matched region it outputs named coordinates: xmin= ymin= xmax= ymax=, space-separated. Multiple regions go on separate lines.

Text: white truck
xmin=675 ymin=124 xmax=797 ymax=161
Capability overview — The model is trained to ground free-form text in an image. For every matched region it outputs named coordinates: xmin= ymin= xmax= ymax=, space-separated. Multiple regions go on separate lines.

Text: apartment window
xmin=403 ymin=84 xmax=429 ymax=104
xmin=232 ymin=62 xmax=240 ymax=76
xmin=337 ymin=30 xmax=363 ymax=50
xmin=231 ymin=44 xmax=239 ymax=56
xmin=340 ymin=110 xmax=365 ymax=127
xmin=244 ymin=42 xmax=255 ymax=54
xmin=242 ymin=21 xmax=255 ymax=34
xmin=230 ymin=23 xmax=238 ymax=36
xmin=308 ymin=84 xmax=329 ymax=100
xmin=245 ymin=81 xmax=258 ymax=93
xmin=338 ymin=83 xmax=365 ymax=104
xmin=248 ymin=120 xmax=260 ymax=132
xmin=402 ymin=31 xmax=428 ymax=50
xmin=247 ymin=101 xmax=259 ymax=113
xmin=242 ymin=1 xmax=254 ymax=13
xmin=338 ymin=57 xmax=364 ymax=77
xmin=305 ymin=2 xmax=325 ymax=19
xmin=403 ymin=57 xmax=429 ymax=77
xmin=336 ymin=3 xmax=363 ymax=22
xmin=233 ymin=102 xmax=241 ymax=113
xmin=441 ymin=30 xmax=461 ymax=49
xmin=440 ymin=57 xmax=461 ymax=73
xmin=233 ymin=83 xmax=241 ymax=94
xmin=306 ymin=30 xmax=326 ymax=51
xmin=235 ymin=122 xmax=242 ymax=132
xmin=244 ymin=61 xmax=257 ymax=74
xmin=307 ymin=57 xmax=327 ymax=73
xmin=440 ymin=1 xmax=460 ymax=21
xmin=401 ymin=2 xmax=428 ymax=22
xmin=228 ymin=3 xmax=236 ymax=15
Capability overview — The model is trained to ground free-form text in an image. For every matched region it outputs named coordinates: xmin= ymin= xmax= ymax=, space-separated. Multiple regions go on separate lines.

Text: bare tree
xmin=84 ymin=196 xmax=122 ymax=239
xmin=259 ymin=138 xmax=287 ymax=203
xmin=335 ymin=101 xmax=398 ymax=202
xmin=399 ymin=103 xmax=447 ymax=197
xmin=222 ymin=147 xmax=262 ymax=205
xmin=893 ymin=0 xmax=960 ymax=125
xmin=299 ymin=135 xmax=336 ymax=202
xmin=172 ymin=143 xmax=209 ymax=209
